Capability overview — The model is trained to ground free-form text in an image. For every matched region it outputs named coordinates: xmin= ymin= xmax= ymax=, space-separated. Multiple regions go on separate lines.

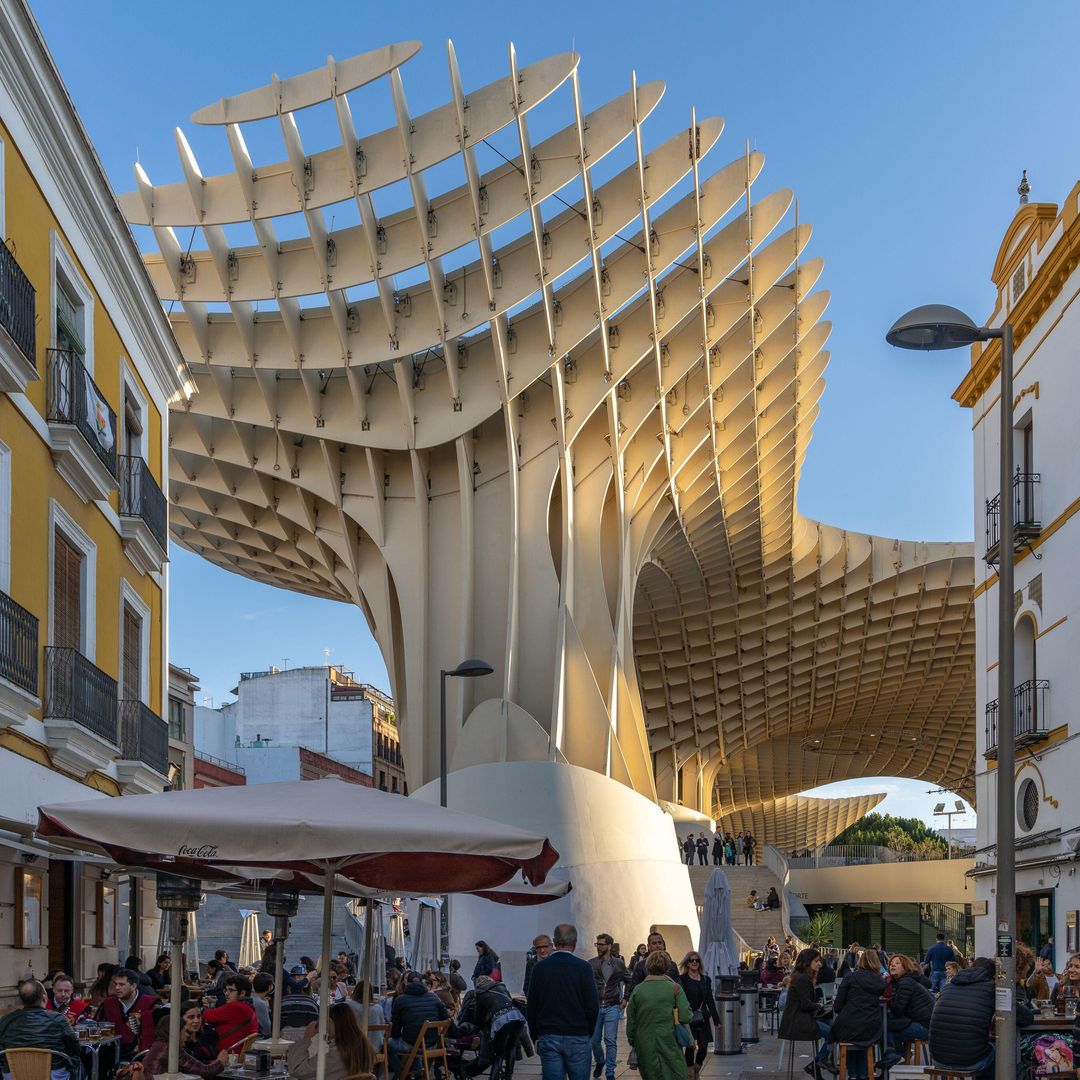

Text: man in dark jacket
xmin=929 ymin=958 xmax=1032 ymax=1079
xmin=0 ymin=979 xmax=80 ymax=1072
xmin=924 ymin=934 xmax=955 ymax=994
xmin=523 ymin=935 xmax=553 ymax=997
xmin=630 ymin=932 xmax=679 ymax=989
xmin=681 ymin=835 xmax=695 ymax=865
xmin=389 ymin=971 xmax=449 ymax=1076
xmin=589 ymin=933 xmax=630 ymax=1080
xmin=526 ymin=924 xmax=599 ymax=1080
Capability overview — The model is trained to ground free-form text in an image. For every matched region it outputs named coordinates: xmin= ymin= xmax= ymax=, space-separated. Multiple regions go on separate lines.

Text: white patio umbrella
xmin=38 ymin=777 xmax=558 ymax=1080
xmin=471 ymin=870 xmax=573 ymax=905
xmin=698 ymin=867 xmax=740 ymax=979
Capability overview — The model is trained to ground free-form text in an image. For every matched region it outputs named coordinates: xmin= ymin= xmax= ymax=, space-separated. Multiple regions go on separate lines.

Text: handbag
xmin=673 ymin=985 xmax=694 ymax=1048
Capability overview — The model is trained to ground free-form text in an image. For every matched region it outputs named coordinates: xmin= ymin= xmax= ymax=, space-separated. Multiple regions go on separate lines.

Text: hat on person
xmin=290 ymin=965 xmax=306 ymax=975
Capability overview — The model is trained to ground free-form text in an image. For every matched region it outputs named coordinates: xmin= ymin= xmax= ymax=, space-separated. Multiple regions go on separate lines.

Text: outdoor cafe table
xmin=76 ymin=1034 xmax=120 ymax=1080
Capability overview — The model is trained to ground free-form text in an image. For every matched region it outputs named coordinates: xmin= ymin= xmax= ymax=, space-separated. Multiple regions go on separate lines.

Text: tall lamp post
xmin=439 ymin=658 xmax=494 ymax=807
xmin=934 ymin=799 xmax=968 ymax=860
xmin=887 ymin=304 xmax=1015 ymax=1080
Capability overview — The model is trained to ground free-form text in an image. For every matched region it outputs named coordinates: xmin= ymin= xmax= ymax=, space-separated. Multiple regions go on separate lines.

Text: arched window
xmin=1014 ymin=614 xmax=1037 ymax=736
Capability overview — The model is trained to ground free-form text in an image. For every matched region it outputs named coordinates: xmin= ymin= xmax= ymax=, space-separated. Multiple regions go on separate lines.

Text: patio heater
xmin=257 ymin=884 xmax=300 ymax=1054
xmin=156 ymin=872 xmax=203 ymax=1080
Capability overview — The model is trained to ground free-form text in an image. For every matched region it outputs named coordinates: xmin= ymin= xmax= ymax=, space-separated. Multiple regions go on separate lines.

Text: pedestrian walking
xmin=524 ymin=934 xmax=554 ymax=997
xmin=631 ymin=932 xmax=680 ymax=989
xmin=626 ymin=951 xmax=691 ymax=1080
xmin=743 ymin=833 xmax=756 ymax=866
xmin=526 ymin=924 xmax=599 ymax=1080
xmin=590 ymin=933 xmax=629 ymax=1080
xmin=677 ymin=951 xmax=719 ymax=1079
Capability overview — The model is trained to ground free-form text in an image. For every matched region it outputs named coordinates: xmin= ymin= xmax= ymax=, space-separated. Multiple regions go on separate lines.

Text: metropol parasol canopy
xmin=124 ymin=41 xmax=975 ymax=837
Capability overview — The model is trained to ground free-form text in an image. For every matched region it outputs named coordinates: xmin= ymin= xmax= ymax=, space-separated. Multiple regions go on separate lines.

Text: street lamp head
xmin=450 ymin=658 xmax=494 ymax=679
xmin=885 ymin=304 xmax=987 ymax=351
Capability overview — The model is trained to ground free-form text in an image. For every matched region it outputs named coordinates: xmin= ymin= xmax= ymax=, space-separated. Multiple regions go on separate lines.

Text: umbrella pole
xmin=361 ymin=898 xmax=375 ymax=1035
xmin=315 ymin=870 xmax=334 ymax=1080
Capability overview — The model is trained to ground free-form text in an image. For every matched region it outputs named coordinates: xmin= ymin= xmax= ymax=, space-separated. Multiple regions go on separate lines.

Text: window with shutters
xmin=51 ymin=232 xmax=94 ymax=373
xmin=122 ymin=603 xmax=142 ymax=701
xmin=53 ymin=531 xmax=83 ymax=651
xmin=1012 ymin=262 xmax=1027 ymax=305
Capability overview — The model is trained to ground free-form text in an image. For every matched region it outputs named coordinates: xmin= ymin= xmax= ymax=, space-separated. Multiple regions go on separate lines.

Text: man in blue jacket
xmin=526 ymin=924 xmax=599 ymax=1080
xmin=924 ymin=934 xmax=955 ymax=994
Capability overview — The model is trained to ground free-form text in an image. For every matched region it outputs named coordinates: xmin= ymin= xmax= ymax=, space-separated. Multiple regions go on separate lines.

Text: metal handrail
xmin=194 ymin=750 xmax=246 ymax=775
xmin=46 ymin=349 xmax=118 ymax=478
xmin=0 ymin=242 xmax=35 ymax=364
xmin=119 ymin=699 xmax=169 ymax=775
xmin=118 ymin=455 xmax=167 ymax=553
xmin=0 ymin=589 xmax=38 ymax=697
xmin=43 ymin=647 xmax=118 ymax=744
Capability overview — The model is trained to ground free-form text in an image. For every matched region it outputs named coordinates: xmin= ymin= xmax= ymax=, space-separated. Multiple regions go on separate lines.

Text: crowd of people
xmin=771 ymin=933 xmax=1080 ymax=1080
xmin=5 ymin=925 xmax=1078 ymax=1080
xmin=680 ymin=831 xmax=759 ymax=867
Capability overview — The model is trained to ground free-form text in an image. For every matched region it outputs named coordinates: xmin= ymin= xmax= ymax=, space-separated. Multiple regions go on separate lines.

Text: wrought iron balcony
xmin=0 ymin=589 xmax=39 ymax=699
xmin=0 ymin=242 xmax=36 ymax=387
xmin=118 ymin=699 xmax=169 ymax=776
xmin=985 ymin=470 xmax=1041 ymax=564
xmin=44 ymin=645 xmax=118 ymax=757
xmin=984 ymin=678 xmax=1050 ymax=759
xmin=119 ymin=455 xmax=168 ymax=555
xmin=46 ymin=349 xmax=118 ymax=501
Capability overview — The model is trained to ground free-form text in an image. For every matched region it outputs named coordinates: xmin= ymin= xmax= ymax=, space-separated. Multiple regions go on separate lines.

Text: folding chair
xmin=369 ymin=1023 xmax=390 ymax=1077
xmin=396 ymin=1020 xmax=450 ymax=1080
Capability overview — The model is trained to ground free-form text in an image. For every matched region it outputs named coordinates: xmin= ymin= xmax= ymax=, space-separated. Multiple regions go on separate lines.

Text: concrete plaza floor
xmin=509 ymin=1026 xmax=798 ymax=1080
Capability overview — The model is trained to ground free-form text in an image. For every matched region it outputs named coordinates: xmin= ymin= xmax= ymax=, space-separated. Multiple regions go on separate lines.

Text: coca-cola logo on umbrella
xmin=178 ymin=843 xmax=220 ymax=858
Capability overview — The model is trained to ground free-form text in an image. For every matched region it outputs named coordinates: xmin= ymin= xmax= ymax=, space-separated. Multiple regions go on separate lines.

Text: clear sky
xmin=29 ymin=0 xmax=1080 ymax=828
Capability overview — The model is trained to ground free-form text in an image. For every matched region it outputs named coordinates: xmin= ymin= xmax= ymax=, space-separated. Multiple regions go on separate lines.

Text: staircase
xmin=687 ymin=863 xmax=785 ymax=956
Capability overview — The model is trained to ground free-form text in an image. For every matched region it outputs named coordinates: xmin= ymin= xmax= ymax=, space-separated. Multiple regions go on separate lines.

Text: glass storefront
xmin=806 ymin=902 xmax=973 ymax=956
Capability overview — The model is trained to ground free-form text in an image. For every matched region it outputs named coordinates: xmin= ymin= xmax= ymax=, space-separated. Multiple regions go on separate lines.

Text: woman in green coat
xmin=626 ymin=950 xmax=692 ymax=1080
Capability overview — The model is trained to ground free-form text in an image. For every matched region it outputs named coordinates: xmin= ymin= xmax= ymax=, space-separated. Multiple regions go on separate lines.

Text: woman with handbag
xmin=677 ymin=952 xmax=720 ymax=1079
xmin=626 ymin=950 xmax=692 ymax=1080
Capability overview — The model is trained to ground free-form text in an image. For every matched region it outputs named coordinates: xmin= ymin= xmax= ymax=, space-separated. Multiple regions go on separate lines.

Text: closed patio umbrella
xmin=699 ymin=867 xmax=740 ymax=979
xmin=38 ymin=777 xmax=558 ymax=1080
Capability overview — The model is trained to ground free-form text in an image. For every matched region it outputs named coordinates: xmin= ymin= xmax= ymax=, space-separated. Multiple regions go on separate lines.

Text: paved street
xmin=509 ymin=1028 xmax=796 ymax=1080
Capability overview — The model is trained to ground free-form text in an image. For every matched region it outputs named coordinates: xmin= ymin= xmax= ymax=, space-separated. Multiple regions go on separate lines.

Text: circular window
xmin=1018 ymin=778 xmax=1039 ymax=832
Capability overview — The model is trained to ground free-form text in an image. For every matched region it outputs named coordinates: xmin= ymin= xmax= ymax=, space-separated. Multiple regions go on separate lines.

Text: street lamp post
xmin=887 ymin=305 xmax=1015 ymax=1080
xmin=933 ymin=799 xmax=968 ymax=860
xmin=439 ymin=658 xmax=494 ymax=807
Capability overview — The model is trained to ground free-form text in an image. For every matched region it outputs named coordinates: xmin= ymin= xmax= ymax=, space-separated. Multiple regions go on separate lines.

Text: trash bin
xmin=714 ymin=983 xmax=742 ymax=1055
xmin=739 ymin=985 xmax=759 ymax=1043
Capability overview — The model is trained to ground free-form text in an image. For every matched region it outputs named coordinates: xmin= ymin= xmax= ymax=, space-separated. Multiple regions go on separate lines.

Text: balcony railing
xmin=43 ymin=647 xmax=118 ymax=745
xmin=119 ymin=455 xmax=167 ymax=553
xmin=985 ymin=679 xmax=1050 ymax=758
xmin=0 ymin=589 xmax=39 ymax=697
xmin=119 ymin=699 xmax=169 ymax=775
xmin=46 ymin=349 xmax=118 ymax=479
xmin=985 ymin=470 xmax=1041 ymax=564
xmin=0 ymin=242 xmax=35 ymax=364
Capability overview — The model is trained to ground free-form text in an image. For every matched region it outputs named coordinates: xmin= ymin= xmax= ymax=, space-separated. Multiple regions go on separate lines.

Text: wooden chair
xmin=837 ymin=1042 xmax=877 ymax=1080
xmin=904 ymin=1040 xmax=930 ymax=1066
xmin=2 ymin=1048 xmax=77 ymax=1080
xmin=395 ymin=1019 xmax=450 ymax=1080
xmin=928 ymin=1070 xmax=980 ymax=1080
xmin=368 ymin=1023 xmax=390 ymax=1078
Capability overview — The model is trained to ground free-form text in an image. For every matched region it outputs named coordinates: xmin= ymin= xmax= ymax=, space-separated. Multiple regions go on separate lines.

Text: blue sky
xmin=30 ymin=1 xmax=1080 ymax=827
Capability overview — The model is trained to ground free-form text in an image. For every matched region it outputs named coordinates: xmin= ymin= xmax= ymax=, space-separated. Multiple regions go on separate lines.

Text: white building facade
xmin=958 ymin=183 xmax=1080 ymax=962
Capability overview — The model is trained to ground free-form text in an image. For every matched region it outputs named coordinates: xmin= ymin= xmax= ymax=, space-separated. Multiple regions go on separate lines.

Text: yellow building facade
xmin=0 ymin=0 xmax=187 ymax=996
